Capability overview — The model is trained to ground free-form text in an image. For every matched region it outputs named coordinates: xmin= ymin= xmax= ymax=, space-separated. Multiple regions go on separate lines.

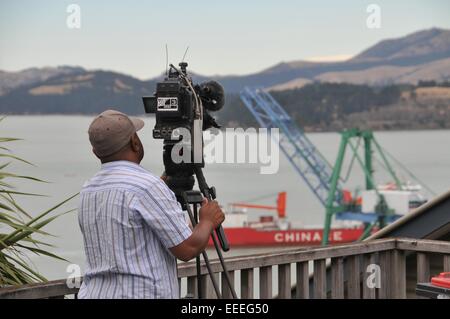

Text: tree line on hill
xmin=217 ymin=82 xmax=403 ymax=129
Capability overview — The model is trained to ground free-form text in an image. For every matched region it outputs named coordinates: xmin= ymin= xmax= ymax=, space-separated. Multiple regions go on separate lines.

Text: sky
xmin=1 ymin=0 xmax=450 ymax=79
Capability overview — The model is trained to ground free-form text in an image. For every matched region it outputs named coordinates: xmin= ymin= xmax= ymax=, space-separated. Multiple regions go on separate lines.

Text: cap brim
xmin=130 ymin=117 xmax=145 ymax=132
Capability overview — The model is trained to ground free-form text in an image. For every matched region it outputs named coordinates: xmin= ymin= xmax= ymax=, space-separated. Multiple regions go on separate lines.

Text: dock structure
xmin=0 ymin=237 xmax=449 ymax=299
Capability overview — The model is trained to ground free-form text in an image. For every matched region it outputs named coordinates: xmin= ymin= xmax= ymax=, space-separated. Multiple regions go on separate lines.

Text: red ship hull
xmin=208 ymin=227 xmax=365 ymax=247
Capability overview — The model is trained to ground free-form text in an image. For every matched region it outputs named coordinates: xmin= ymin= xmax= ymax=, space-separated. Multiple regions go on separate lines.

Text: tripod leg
xmin=196 ymin=256 xmax=202 ymax=298
xmin=200 ymin=251 xmax=222 ymax=298
xmin=190 ymin=169 xmax=238 ymax=299
xmin=209 ymin=231 xmax=238 ymax=298
xmin=182 ymin=193 xmax=222 ymax=298
xmin=185 ymin=194 xmax=237 ymax=299
xmin=194 ymin=204 xmax=202 ymax=299
xmin=194 ymin=166 xmax=230 ymax=251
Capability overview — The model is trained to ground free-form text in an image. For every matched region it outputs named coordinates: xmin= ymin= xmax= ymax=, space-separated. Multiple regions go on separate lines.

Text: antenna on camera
xmin=181 ymin=46 xmax=190 ymax=63
xmin=165 ymin=44 xmax=169 ymax=76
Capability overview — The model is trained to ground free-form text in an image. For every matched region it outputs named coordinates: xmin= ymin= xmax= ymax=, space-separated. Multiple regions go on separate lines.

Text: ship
xmin=208 ymin=189 xmax=426 ymax=247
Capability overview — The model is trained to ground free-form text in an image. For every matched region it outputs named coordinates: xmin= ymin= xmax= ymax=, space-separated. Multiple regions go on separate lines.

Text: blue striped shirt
xmin=77 ymin=160 xmax=192 ymax=299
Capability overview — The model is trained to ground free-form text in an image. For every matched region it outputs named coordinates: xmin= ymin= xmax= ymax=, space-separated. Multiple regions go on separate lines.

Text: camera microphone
xmin=198 ymin=80 xmax=225 ymax=112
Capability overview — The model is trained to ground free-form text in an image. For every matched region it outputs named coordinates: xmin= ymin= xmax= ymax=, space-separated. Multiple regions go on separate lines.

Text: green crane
xmin=322 ymin=129 xmax=402 ymax=245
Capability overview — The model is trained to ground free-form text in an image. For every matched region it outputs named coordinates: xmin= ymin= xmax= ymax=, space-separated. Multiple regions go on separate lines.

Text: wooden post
xmin=416 ymin=253 xmax=430 ymax=283
xmin=313 ymin=259 xmax=326 ymax=299
xmin=444 ymin=255 xmax=450 ymax=272
xmin=379 ymin=250 xmax=391 ymax=299
xmin=278 ymin=264 xmax=291 ymax=299
xmin=187 ymin=276 xmax=197 ymax=298
xmin=201 ymin=274 xmax=218 ymax=299
xmin=391 ymin=250 xmax=406 ymax=299
xmin=296 ymin=261 xmax=309 ymax=299
xmin=199 ymin=274 xmax=208 ymax=299
xmin=362 ymin=254 xmax=377 ymax=299
xmin=241 ymin=269 xmax=254 ymax=299
xmin=260 ymin=266 xmax=272 ymax=299
xmin=331 ymin=257 xmax=344 ymax=299
xmin=347 ymin=255 xmax=361 ymax=299
xmin=222 ymin=271 xmax=235 ymax=299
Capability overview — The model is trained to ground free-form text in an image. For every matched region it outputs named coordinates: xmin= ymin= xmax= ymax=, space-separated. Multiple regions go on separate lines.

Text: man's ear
xmin=130 ymin=133 xmax=140 ymax=153
xmin=92 ymin=148 xmax=101 ymax=159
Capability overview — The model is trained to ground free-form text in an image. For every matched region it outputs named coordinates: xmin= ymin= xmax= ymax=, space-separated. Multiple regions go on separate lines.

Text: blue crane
xmin=240 ymin=87 xmax=342 ymax=207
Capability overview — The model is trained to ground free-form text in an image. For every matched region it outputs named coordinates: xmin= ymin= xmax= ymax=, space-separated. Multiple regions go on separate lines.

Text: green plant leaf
xmin=0 ymin=259 xmax=22 ymax=283
xmin=16 ymin=244 xmax=68 ymax=262
xmin=0 ymin=122 xmax=78 ymax=286
xmin=0 ymin=137 xmax=22 ymax=143
xmin=3 ymin=253 xmax=47 ymax=283
xmin=0 ymin=180 xmax=14 ymax=188
xmin=0 ymin=202 xmax=14 ymax=212
xmin=0 ymin=193 xmax=32 ymax=218
xmin=0 ymin=154 xmax=34 ymax=166
xmin=19 ymin=236 xmax=55 ymax=248
xmin=0 ymin=172 xmax=47 ymax=183
xmin=0 ymin=190 xmax=46 ymax=196
xmin=0 ymin=162 xmax=11 ymax=170
xmin=3 ymin=207 xmax=75 ymax=246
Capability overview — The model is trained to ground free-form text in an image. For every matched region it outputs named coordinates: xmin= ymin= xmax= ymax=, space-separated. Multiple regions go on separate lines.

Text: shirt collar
xmin=101 ymin=160 xmax=145 ymax=171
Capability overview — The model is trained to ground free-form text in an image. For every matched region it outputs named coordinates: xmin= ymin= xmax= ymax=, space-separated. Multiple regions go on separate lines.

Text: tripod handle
xmin=215 ymin=225 xmax=229 ymax=252
xmin=194 ymin=166 xmax=230 ymax=252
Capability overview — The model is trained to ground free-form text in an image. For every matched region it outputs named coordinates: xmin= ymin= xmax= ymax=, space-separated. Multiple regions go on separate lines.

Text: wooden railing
xmin=1 ymin=238 xmax=449 ymax=299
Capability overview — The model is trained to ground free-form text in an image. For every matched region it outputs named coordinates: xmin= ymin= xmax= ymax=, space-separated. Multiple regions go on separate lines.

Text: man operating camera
xmin=77 ymin=109 xmax=225 ymax=299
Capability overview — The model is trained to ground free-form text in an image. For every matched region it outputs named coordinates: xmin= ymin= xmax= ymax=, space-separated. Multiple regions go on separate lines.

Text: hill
xmin=218 ymin=82 xmax=450 ymax=131
xmin=0 ymin=70 xmax=156 ymax=114
xmin=0 ymin=28 xmax=450 ymax=131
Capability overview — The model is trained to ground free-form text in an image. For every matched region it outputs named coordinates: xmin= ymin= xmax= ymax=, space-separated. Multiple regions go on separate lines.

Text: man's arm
xmin=170 ymin=199 xmax=224 ymax=262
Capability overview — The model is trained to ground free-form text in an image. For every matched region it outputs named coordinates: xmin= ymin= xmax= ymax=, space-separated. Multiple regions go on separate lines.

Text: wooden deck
xmin=0 ymin=237 xmax=449 ymax=299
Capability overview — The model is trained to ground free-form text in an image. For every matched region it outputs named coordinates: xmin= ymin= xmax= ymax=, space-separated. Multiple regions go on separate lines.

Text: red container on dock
xmin=431 ymin=273 xmax=450 ymax=289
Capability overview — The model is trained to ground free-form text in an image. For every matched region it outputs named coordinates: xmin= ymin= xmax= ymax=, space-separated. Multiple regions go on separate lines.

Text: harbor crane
xmin=240 ymin=87 xmax=428 ymax=245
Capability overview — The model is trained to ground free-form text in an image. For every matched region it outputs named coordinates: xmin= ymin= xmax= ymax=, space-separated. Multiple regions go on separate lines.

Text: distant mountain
xmin=266 ymin=28 xmax=450 ymax=89
xmin=0 ymin=70 xmax=156 ymax=114
xmin=315 ymin=57 xmax=450 ymax=86
xmin=0 ymin=27 xmax=449 ymax=115
xmin=353 ymin=28 xmax=450 ymax=62
xmin=0 ymin=66 xmax=84 ymax=96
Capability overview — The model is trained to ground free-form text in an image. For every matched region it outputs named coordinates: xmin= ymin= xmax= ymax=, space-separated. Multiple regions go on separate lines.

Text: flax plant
xmin=0 ymin=118 xmax=77 ymax=286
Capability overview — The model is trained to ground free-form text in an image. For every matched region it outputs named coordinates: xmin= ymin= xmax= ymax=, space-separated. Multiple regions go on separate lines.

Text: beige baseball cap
xmin=88 ymin=109 xmax=144 ymax=158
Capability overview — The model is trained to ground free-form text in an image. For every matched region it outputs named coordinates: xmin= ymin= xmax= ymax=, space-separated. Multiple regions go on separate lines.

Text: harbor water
xmin=1 ymin=115 xmax=449 ymax=283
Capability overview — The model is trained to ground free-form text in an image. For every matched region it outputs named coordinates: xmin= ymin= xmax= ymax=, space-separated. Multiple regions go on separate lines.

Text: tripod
xmin=179 ymin=167 xmax=238 ymax=299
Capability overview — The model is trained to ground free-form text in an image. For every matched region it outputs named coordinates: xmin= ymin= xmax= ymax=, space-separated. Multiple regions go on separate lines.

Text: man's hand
xmin=160 ymin=172 xmax=168 ymax=184
xmin=199 ymin=198 xmax=225 ymax=230
xmin=169 ymin=198 xmax=225 ymax=262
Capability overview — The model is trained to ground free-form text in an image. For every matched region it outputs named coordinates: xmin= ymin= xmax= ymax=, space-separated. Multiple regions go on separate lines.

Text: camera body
xmin=143 ymin=62 xmax=223 ymax=140
xmin=143 ymin=62 xmax=196 ymax=141
xmin=142 ymin=62 xmax=224 ymax=195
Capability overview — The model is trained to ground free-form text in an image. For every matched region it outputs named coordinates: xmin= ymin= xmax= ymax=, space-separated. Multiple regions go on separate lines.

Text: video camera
xmin=142 ymin=62 xmax=225 ymax=194
xmin=142 ymin=62 xmax=229 ymax=252
xmin=143 ymin=62 xmax=223 ymax=140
